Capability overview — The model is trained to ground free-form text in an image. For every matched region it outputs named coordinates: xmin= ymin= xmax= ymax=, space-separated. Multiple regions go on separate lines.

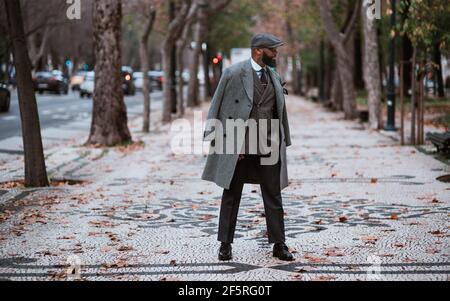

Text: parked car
xmin=122 ymin=66 xmax=136 ymax=96
xmin=0 ymin=82 xmax=11 ymax=113
xmin=133 ymin=72 xmax=146 ymax=92
xmin=80 ymin=71 xmax=95 ymax=98
xmin=33 ymin=70 xmax=69 ymax=95
xmin=149 ymin=70 xmax=164 ymax=91
xmin=70 ymin=71 xmax=87 ymax=91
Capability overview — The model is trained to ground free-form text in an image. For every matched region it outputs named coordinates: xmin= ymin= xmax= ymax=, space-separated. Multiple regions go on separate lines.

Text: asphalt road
xmin=0 ymin=89 xmax=163 ymax=142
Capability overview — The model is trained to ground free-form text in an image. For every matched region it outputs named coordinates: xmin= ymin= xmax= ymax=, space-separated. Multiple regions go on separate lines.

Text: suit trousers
xmin=217 ymin=155 xmax=286 ymax=244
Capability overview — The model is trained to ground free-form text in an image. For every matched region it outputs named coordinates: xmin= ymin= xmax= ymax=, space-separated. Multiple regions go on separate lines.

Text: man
xmin=202 ymin=33 xmax=293 ymax=262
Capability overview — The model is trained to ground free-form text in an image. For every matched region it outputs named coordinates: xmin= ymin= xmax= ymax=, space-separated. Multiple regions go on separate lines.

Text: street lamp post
xmin=385 ymin=0 xmax=397 ymax=131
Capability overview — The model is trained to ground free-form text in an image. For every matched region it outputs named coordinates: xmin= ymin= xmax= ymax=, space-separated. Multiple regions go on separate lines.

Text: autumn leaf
xmin=370 ymin=178 xmax=378 ymax=184
xmin=304 ymin=254 xmax=324 ymax=263
xmin=160 ymin=276 xmax=179 ymax=281
xmin=58 ymin=236 xmax=76 ymax=240
xmin=361 ymin=236 xmax=379 ymax=244
xmin=290 ymin=274 xmax=303 ymax=281
xmin=117 ymin=245 xmax=134 ymax=252
xmin=156 ymin=250 xmax=170 ymax=255
xmin=314 ymin=275 xmax=337 ymax=281
xmin=100 ymin=246 xmax=111 ymax=253
xmin=324 ymin=248 xmax=344 ymax=257
xmin=138 ymin=213 xmax=160 ymax=220
xmin=339 ymin=216 xmax=348 ymax=223
xmin=390 ymin=214 xmax=399 ymax=220
xmin=429 ymin=230 xmax=446 ymax=236
xmin=199 ymin=214 xmax=215 ymax=221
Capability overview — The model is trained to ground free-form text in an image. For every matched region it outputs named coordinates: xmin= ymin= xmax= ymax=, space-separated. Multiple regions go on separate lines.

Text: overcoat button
xmin=235 ymin=99 xmax=239 ymax=103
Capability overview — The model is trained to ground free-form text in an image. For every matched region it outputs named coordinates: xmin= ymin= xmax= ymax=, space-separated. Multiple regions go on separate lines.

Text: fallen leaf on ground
xmin=313 ymin=275 xmax=336 ymax=281
xmin=138 ymin=213 xmax=160 ymax=220
xmin=339 ymin=216 xmax=348 ymax=223
xmin=390 ymin=214 xmax=399 ymax=220
xmin=160 ymin=276 xmax=179 ymax=281
xmin=117 ymin=245 xmax=134 ymax=252
xmin=199 ymin=214 xmax=215 ymax=221
xmin=324 ymin=248 xmax=344 ymax=257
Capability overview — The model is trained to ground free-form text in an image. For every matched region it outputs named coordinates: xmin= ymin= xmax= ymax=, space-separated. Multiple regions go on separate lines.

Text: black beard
xmin=262 ymin=53 xmax=277 ymax=68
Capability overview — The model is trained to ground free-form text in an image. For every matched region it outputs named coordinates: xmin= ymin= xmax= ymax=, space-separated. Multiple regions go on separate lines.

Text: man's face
xmin=261 ymin=48 xmax=278 ymax=68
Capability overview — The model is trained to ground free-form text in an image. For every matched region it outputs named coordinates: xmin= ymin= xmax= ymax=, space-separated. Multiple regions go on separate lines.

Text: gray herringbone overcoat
xmin=202 ymin=59 xmax=292 ymax=190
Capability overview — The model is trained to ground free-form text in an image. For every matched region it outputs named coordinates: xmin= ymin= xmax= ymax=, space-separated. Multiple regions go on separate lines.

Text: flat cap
xmin=251 ymin=33 xmax=284 ymax=49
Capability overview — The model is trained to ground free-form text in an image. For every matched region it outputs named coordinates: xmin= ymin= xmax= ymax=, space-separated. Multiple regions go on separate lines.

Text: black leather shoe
xmin=218 ymin=243 xmax=232 ymax=261
xmin=273 ymin=243 xmax=294 ymax=261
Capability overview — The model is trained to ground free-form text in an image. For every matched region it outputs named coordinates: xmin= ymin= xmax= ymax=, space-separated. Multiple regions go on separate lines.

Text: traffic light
xmin=212 ymin=54 xmax=222 ymax=65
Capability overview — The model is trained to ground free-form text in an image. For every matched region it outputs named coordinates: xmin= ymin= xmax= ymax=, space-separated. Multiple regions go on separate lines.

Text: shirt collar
xmin=251 ymin=58 xmax=265 ymax=72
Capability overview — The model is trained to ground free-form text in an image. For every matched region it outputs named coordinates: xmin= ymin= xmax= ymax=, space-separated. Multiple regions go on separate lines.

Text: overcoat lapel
xmin=267 ymin=68 xmax=285 ymax=122
xmin=241 ymin=59 xmax=254 ymax=105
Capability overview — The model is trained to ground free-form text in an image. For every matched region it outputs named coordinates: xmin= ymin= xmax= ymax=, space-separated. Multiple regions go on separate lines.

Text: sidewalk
xmin=0 ymin=96 xmax=449 ymax=281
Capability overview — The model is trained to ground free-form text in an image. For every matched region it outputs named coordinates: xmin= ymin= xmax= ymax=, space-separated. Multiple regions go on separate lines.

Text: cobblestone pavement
xmin=0 ymin=96 xmax=449 ymax=281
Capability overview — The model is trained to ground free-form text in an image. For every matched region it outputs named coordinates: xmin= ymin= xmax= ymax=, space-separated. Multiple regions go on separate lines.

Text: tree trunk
xmin=319 ymin=0 xmax=359 ymax=119
xmin=87 ymin=0 xmax=131 ymax=146
xmin=401 ymin=35 xmax=413 ymax=96
xmin=162 ymin=41 xmax=174 ymax=122
xmin=361 ymin=1 xmax=382 ymax=129
xmin=331 ymin=67 xmax=343 ymax=110
xmin=291 ymin=55 xmax=300 ymax=95
xmin=140 ymin=11 xmax=156 ymax=133
xmin=177 ymin=44 xmax=185 ymax=116
xmin=410 ymin=47 xmax=417 ymax=145
xmin=176 ymin=23 xmax=193 ymax=117
xmin=319 ymin=40 xmax=325 ymax=101
xmin=187 ymin=19 xmax=205 ymax=107
xmin=324 ymin=42 xmax=334 ymax=100
xmin=354 ymin=27 xmax=364 ymax=90
xmin=4 ymin=0 xmax=49 ymax=187
xmin=161 ymin=0 xmax=194 ymax=122
xmin=140 ymin=40 xmax=151 ymax=133
xmin=433 ymin=41 xmax=445 ymax=98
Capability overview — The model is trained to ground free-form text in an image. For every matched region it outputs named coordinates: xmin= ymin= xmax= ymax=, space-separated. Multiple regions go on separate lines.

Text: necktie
xmin=260 ymin=68 xmax=268 ymax=88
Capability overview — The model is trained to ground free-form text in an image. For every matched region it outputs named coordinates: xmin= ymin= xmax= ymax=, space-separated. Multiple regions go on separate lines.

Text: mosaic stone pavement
xmin=0 ymin=96 xmax=449 ymax=281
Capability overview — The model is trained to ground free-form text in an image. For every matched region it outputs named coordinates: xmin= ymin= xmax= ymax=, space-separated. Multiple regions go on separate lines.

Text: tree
xmin=140 ymin=8 xmax=157 ymax=133
xmin=161 ymin=0 xmax=196 ymax=123
xmin=186 ymin=0 xmax=232 ymax=108
xmin=176 ymin=6 xmax=198 ymax=116
xmin=3 ymin=0 xmax=49 ymax=187
xmin=361 ymin=0 xmax=382 ymax=129
xmin=124 ymin=0 xmax=160 ymax=133
xmin=87 ymin=0 xmax=132 ymax=146
xmin=399 ymin=0 xmax=450 ymax=143
xmin=318 ymin=0 xmax=360 ymax=119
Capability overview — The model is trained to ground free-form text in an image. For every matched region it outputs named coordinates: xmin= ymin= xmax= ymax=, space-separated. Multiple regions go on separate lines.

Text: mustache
xmin=262 ymin=54 xmax=277 ymax=68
